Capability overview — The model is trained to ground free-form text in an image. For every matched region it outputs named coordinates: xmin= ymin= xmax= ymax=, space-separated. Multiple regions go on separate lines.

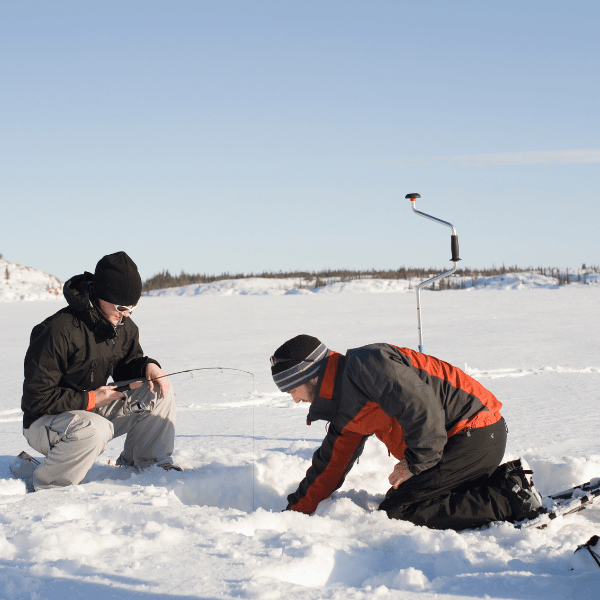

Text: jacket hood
xmin=63 ymin=272 xmax=94 ymax=312
xmin=63 ymin=272 xmax=118 ymax=339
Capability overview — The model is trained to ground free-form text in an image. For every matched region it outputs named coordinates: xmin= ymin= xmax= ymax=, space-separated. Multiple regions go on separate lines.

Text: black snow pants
xmin=378 ymin=417 xmax=514 ymax=530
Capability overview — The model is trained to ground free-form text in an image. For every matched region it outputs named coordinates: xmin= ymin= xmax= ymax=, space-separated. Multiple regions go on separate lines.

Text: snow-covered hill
xmin=1 ymin=260 xmax=597 ymax=302
xmin=0 ymin=258 xmax=63 ymax=302
xmin=144 ymin=269 xmax=599 ymax=297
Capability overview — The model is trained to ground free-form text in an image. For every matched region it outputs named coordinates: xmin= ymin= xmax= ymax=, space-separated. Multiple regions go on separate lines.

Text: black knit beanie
xmin=271 ymin=334 xmax=329 ymax=392
xmin=94 ymin=251 xmax=142 ymax=305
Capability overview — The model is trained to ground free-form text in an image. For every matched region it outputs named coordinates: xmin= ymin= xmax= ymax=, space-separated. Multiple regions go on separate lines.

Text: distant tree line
xmin=142 ymin=264 xmax=599 ymax=292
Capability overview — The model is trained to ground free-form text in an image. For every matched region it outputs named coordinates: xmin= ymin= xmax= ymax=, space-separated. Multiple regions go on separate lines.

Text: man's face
xmin=288 ymin=378 xmax=318 ymax=404
xmin=97 ymin=298 xmax=135 ymax=326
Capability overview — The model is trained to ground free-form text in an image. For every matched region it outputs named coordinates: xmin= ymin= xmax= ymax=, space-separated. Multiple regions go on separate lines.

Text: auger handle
xmin=405 ymin=192 xmax=460 ymax=353
xmin=451 ymin=235 xmax=460 ymax=262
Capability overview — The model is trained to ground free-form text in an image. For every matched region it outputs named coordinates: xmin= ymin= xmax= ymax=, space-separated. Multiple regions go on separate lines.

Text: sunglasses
xmin=114 ymin=304 xmax=137 ymax=314
xmin=270 ymin=356 xmax=316 ymax=366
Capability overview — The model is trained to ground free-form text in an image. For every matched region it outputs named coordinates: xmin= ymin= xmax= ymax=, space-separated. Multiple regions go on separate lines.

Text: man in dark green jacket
xmin=21 ymin=251 xmax=178 ymax=491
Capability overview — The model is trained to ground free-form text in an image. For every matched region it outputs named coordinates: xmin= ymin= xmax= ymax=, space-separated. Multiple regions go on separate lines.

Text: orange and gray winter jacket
xmin=286 ymin=343 xmax=503 ymax=514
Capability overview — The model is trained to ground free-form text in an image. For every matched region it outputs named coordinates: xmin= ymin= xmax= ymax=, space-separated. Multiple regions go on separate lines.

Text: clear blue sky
xmin=1 ymin=1 xmax=598 ymax=282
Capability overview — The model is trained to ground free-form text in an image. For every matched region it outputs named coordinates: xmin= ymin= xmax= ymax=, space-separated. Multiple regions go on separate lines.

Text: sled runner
xmin=548 ymin=478 xmax=600 ymax=501
xmin=520 ymin=478 xmax=600 ymax=529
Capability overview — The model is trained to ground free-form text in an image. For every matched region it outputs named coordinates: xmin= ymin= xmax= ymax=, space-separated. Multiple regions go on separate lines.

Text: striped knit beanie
xmin=271 ymin=334 xmax=329 ymax=392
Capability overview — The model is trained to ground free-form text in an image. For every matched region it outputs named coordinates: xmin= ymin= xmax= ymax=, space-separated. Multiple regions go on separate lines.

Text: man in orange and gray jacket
xmin=271 ymin=335 xmax=543 ymax=530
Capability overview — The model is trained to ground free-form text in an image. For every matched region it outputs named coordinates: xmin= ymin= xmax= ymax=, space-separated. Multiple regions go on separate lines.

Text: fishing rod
xmin=114 ymin=367 xmax=254 ymax=392
xmin=117 ymin=367 xmax=256 ymax=418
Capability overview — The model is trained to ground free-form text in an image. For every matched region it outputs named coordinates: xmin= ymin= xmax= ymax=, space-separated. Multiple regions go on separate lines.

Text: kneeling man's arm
xmin=286 ymin=424 xmax=369 ymax=514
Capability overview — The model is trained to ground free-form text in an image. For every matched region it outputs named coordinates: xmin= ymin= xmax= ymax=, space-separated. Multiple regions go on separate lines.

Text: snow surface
xmin=1 ymin=280 xmax=600 ymax=600
xmin=0 ymin=259 xmax=62 ymax=302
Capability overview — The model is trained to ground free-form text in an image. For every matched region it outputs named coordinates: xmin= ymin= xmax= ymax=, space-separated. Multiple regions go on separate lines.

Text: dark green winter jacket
xmin=21 ymin=272 xmax=159 ymax=428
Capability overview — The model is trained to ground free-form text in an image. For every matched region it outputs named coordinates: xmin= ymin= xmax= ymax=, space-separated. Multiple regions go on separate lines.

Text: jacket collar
xmin=63 ymin=272 xmax=119 ymax=340
xmin=306 ymin=352 xmax=345 ymax=425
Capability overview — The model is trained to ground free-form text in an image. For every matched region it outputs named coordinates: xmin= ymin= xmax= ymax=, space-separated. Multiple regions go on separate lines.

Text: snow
xmin=144 ymin=269 xmax=599 ymax=298
xmin=0 ymin=259 xmax=62 ymax=302
xmin=1 ymin=279 xmax=600 ymax=600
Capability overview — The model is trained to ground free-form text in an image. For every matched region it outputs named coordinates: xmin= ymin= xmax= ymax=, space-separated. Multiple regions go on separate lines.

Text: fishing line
xmin=116 ymin=366 xmax=257 ymax=512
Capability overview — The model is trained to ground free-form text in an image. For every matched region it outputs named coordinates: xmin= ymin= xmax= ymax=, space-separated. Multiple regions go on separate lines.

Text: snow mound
xmin=0 ymin=258 xmax=63 ymax=302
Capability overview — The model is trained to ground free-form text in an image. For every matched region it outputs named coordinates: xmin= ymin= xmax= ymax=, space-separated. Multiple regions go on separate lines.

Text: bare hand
xmin=145 ymin=363 xmax=171 ymax=398
xmin=388 ymin=459 xmax=414 ymax=489
xmin=94 ymin=385 xmax=125 ymax=408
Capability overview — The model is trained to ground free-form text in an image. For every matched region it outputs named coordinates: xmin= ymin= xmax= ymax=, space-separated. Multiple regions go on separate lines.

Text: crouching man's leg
xmin=24 ymin=411 xmax=114 ymax=491
xmin=379 ymin=418 xmax=513 ymax=530
xmin=98 ymin=380 xmax=176 ymax=469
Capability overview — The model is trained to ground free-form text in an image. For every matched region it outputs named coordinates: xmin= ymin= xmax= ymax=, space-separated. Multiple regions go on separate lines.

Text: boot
xmin=496 ymin=458 xmax=543 ymax=522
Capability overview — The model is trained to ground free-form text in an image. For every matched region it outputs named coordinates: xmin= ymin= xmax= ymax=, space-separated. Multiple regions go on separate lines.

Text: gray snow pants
xmin=23 ymin=379 xmax=176 ymax=491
